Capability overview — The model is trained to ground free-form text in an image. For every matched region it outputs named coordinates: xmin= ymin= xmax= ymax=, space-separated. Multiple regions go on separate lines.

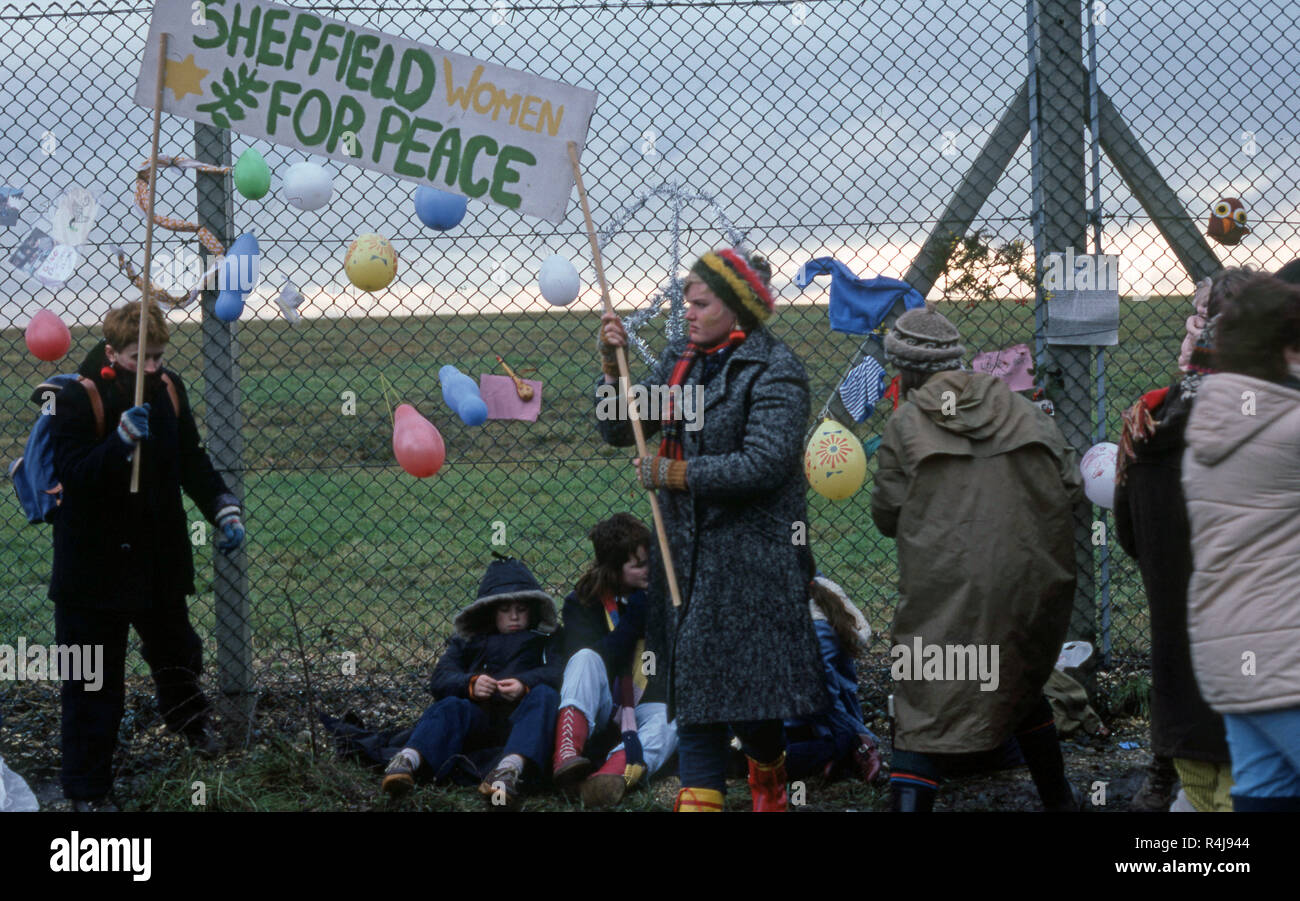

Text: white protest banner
xmin=134 ymin=0 xmax=598 ymax=224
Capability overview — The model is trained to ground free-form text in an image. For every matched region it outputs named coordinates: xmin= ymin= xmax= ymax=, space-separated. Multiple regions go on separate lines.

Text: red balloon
xmin=392 ymin=403 xmax=445 ymax=478
xmin=25 ymin=309 xmax=72 ymax=362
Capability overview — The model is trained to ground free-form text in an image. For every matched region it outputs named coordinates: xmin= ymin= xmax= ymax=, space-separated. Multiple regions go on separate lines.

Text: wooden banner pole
xmin=567 ymin=141 xmax=683 ymax=608
xmin=131 ymin=31 xmax=169 ymax=494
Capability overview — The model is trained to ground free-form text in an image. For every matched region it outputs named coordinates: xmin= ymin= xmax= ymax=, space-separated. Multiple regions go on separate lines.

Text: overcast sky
xmin=2 ymin=0 xmax=1297 ymax=327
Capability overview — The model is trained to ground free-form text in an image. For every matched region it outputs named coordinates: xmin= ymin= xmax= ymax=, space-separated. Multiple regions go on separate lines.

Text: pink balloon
xmin=392 ymin=403 xmax=445 ymax=478
xmin=25 ymin=309 xmax=72 ymax=362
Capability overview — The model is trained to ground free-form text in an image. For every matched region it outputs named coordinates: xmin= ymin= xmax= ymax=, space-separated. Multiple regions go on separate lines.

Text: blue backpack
xmin=8 ymin=375 xmax=106 ymax=524
xmin=9 ymin=373 xmax=181 ymax=524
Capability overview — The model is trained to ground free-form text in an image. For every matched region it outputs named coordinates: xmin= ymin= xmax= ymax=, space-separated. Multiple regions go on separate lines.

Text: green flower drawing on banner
xmin=196 ymin=65 xmax=269 ymax=130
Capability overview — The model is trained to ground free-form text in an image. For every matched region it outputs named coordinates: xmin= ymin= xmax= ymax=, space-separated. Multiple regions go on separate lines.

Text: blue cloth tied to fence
xmin=838 ymin=355 xmax=887 ymax=422
xmin=795 ymin=257 xmax=926 ymax=335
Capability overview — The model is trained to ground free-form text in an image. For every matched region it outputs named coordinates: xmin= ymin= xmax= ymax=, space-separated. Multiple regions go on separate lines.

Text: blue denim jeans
xmin=1224 ymin=707 xmax=1300 ymax=798
xmin=678 ymin=720 xmax=785 ymax=792
xmin=405 ymin=685 xmax=559 ymax=776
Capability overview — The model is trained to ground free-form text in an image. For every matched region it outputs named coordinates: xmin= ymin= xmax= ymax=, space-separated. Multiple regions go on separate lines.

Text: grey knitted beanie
xmin=884 ymin=306 xmax=966 ymax=373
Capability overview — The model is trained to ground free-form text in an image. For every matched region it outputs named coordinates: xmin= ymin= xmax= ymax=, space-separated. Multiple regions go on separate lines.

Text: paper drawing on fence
xmin=970 ymin=343 xmax=1034 ymax=392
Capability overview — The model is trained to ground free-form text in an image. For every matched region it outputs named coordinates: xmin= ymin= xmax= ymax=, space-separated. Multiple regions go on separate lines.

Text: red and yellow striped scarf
xmin=658 ymin=329 xmax=748 ymax=460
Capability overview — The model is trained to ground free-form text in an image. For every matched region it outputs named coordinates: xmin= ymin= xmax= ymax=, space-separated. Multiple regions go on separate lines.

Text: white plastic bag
xmin=0 ymin=754 xmax=39 ymax=812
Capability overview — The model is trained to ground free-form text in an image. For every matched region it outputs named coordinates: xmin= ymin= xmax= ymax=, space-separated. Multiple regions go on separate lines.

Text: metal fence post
xmin=1027 ymin=0 xmax=1096 ymax=648
xmin=193 ymin=122 xmax=254 ymax=735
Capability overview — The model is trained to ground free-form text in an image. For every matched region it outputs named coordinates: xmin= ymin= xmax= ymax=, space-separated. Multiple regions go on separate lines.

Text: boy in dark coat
xmin=50 ymin=301 xmax=244 ymax=811
xmin=381 ymin=557 xmax=562 ymax=809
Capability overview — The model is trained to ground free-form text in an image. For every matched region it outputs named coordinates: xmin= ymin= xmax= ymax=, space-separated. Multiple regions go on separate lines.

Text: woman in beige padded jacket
xmin=1182 ymin=274 xmax=1300 ymax=812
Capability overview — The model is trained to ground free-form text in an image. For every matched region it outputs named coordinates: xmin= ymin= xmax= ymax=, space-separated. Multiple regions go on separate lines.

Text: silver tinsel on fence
xmin=597 ymin=180 xmax=748 ymax=365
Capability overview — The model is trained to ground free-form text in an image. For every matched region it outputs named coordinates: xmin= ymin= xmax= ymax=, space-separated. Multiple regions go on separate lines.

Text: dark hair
xmin=803 ymin=549 xmax=867 ymax=657
xmin=574 ymin=513 xmax=651 ymax=608
xmin=1274 ymin=259 xmax=1300 ymax=286
xmin=1215 ymin=275 xmax=1300 ymax=383
xmin=1207 ymin=266 xmax=1255 ymax=319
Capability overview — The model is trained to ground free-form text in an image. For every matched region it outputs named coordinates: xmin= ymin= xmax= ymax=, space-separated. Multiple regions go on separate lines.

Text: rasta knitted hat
xmin=884 ymin=305 xmax=966 ymax=373
xmin=690 ymin=249 xmax=776 ymax=326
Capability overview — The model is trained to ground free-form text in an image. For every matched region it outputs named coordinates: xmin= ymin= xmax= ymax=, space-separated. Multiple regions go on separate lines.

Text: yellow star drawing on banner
xmin=166 ymin=54 xmax=209 ymax=101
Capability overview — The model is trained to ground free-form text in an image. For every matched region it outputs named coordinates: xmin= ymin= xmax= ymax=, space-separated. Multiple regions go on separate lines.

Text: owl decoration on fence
xmin=1206 ymin=197 xmax=1250 ymax=246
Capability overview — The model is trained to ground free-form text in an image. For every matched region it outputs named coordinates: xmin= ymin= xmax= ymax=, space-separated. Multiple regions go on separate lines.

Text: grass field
xmin=1 ymin=297 xmax=1182 ymax=666
xmin=0 ymin=297 xmax=1185 ymax=808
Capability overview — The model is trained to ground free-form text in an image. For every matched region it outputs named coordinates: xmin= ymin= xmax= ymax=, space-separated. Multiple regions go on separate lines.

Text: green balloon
xmin=233 ymin=148 xmax=271 ymax=200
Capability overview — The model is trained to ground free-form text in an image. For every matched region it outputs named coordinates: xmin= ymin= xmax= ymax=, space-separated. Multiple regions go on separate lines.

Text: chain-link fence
xmin=2 ymin=0 xmax=1297 ymax=765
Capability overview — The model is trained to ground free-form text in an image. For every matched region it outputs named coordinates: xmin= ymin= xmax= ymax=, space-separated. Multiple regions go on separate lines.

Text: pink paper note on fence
xmin=480 ymin=374 xmax=542 ymax=421
xmin=971 ymin=343 xmax=1034 ymax=392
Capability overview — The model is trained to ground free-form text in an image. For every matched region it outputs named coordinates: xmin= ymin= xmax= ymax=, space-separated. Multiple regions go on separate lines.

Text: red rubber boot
xmin=747 ymin=752 xmax=789 ymax=812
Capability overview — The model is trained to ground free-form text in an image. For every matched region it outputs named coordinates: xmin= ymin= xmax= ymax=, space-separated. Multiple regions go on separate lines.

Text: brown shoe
xmin=579 ymin=773 xmax=628 ymax=808
xmin=479 ymin=764 xmax=523 ymax=810
xmin=381 ymin=752 xmax=416 ymax=798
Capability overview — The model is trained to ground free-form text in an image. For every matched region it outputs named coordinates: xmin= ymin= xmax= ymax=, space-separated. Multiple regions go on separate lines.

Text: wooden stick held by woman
xmin=567 ymin=141 xmax=683 ymax=609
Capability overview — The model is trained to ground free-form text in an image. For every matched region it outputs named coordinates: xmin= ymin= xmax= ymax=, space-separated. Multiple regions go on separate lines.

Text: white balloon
xmin=538 ymin=254 xmax=581 ymax=306
xmin=281 ymin=162 xmax=333 ymax=211
xmin=1080 ymin=441 xmax=1118 ymax=509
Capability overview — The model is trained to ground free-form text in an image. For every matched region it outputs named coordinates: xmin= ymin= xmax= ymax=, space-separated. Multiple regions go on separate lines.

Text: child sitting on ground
xmin=552 ymin=513 xmax=678 ymax=807
xmin=784 ymin=557 xmax=883 ymax=784
xmin=381 ymin=555 xmax=562 ymax=810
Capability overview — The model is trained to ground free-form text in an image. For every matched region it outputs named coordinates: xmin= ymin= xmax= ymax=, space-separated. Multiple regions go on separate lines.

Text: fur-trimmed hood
xmin=809 ymin=575 xmax=872 ymax=646
xmin=452 ymin=557 xmax=559 ymax=638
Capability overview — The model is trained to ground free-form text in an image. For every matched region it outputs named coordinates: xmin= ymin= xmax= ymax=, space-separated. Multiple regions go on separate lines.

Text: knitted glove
xmin=214 ymin=496 xmax=244 ymax=554
xmin=621 ymin=729 xmax=647 ymax=787
xmin=216 ymin=515 xmax=245 ymax=555
xmin=599 ymin=339 xmax=621 ymax=378
xmin=637 ymin=455 xmax=688 ymax=491
xmin=116 ymin=403 xmax=151 ymax=446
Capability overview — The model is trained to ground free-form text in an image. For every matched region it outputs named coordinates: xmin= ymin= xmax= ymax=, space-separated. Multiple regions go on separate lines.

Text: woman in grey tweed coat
xmin=595 ymin=248 xmax=828 ymax=812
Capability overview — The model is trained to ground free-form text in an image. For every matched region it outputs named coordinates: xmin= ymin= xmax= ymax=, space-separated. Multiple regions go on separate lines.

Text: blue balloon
xmin=438 ymin=364 xmax=486 ymax=426
xmin=219 ymin=232 xmax=260 ymax=291
xmin=214 ymin=231 xmax=259 ymax=324
xmin=414 ymin=187 xmax=468 ymax=231
xmin=460 ymin=396 xmax=488 ymax=426
xmin=213 ymin=289 xmax=245 ymax=322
